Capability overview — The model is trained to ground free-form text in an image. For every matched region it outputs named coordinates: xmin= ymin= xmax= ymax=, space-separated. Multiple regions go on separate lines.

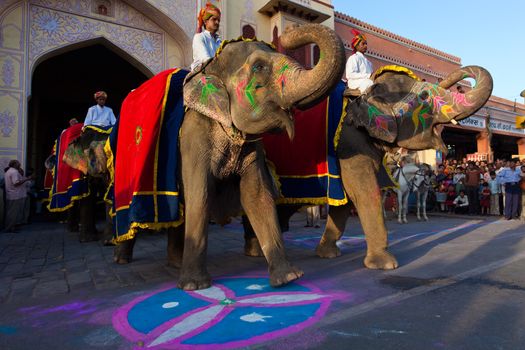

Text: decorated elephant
xmin=105 ymin=23 xmax=346 ymax=290
xmin=61 ymin=125 xmax=114 ymax=243
xmin=244 ymin=64 xmax=493 ymax=270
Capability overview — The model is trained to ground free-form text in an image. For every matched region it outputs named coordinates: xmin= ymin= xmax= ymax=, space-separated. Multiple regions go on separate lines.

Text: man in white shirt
xmin=191 ymin=2 xmax=221 ymax=71
xmin=84 ymin=91 xmax=116 ymax=128
xmin=345 ymin=29 xmax=373 ymax=94
xmin=4 ymin=160 xmax=33 ymax=233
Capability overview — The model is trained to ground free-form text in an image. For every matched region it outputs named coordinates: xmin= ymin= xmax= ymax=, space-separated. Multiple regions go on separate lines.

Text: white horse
xmin=411 ymin=163 xmax=433 ymax=221
xmin=393 ymin=163 xmax=420 ymax=224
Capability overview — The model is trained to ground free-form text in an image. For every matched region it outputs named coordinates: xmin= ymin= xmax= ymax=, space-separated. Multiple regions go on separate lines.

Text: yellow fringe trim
xmin=215 ymin=36 xmax=276 ymax=57
xmin=276 ymin=196 xmax=347 ymax=206
xmin=47 ymin=188 xmax=91 ymax=212
xmin=83 ymin=125 xmax=113 ymax=134
xmin=371 ymin=65 xmax=420 ymax=82
xmin=333 ymin=97 xmax=349 ymax=150
xmin=112 ymin=206 xmax=185 ymax=244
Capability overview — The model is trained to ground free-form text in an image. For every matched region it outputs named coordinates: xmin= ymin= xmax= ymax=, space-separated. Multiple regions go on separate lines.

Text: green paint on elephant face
xmin=367 ymin=105 xmax=382 ymax=125
xmin=245 ymin=76 xmax=260 ymax=112
xmin=199 ymin=76 xmax=219 ymax=105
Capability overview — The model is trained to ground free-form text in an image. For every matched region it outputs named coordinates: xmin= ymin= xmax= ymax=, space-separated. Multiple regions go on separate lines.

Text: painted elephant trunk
xmin=279 ymin=24 xmax=346 ymax=110
xmin=439 ymin=66 xmax=493 ymax=121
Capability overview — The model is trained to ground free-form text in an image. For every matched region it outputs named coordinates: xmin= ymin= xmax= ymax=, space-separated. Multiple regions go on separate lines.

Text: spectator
xmin=453 ymin=190 xmax=469 ymax=214
xmin=455 ymin=178 xmax=466 ymax=195
xmin=497 ymin=158 xmax=521 ymax=220
xmin=305 ymin=205 xmax=320 ymax=228
xmin=479 ymin=182 xmax=491 ymax=215
xmin=488 ymin=171 xmax=500 ymax=215
xmin=452 ymin=166 xmax=465 ymax=185
xmin=465 ymin=161 xmax=481 ymax=214
xmin=435 ymin=164 xmax=447 ymax=183
xmin=435 ymin=183 xmax=447 ymax=212
xmin=3 ymin=160 xmax=33 ymax=233
xmin=445 ymin=185 xmax=457 ymax=213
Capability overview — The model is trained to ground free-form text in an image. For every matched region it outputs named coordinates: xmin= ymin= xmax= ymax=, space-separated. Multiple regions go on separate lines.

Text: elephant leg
xmin=240 ymin=164 xmax=303 ymax=287
xmin=242 ymin=215 xmax=264 ymax=257
xmin=101 ymin=203 xmax=115 ymax=246
xmin=339 ymin=156 xmax=398 ymax=270
xmin=67 ymin=202 xmax=79 ymax=232
xmin=79 ymin=193 xmax=98 ymax=242
xmin=167 ymin=225 xmax=185 ymax=268
xmin=316 ymin=203 xmax=351 ymax=258
xmin=113 ymin=237 xmax=136 ymax=264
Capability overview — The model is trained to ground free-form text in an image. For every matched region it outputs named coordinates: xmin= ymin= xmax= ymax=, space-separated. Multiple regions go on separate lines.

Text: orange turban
xmin=94 ymin=91 xmax=107 ymax=100
xmin=197 ymin=2 xmax=221 ymax=33
xmin=351 ymin=29 xmax=367 ymax=51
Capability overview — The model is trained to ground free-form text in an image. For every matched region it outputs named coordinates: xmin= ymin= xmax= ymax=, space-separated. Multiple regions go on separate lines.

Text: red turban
xmin=94 ymin=91 xmax=107 ymax=100
xmin=351 ymin=29 xmax=367 ymax=51
xmin=197 ymin=2 xmax=221 ymax=33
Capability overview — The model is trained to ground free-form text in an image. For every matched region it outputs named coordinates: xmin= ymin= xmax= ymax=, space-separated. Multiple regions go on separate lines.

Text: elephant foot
xmin=167 ymin=256 xmax=182 ymax=269
xmin=364 ymin=251 xmax=398 ymax=270
xmin=315 ymin=241 xmax=341 ymax=259
xmin=177 ymin=273 xmax=212 ymax=291
xmin=244 ymin=237 xmax=264 ymax=257
xmin=113 ymin=243 xmax=134 ymax=264
xmin=269 ymin=264 xmax=303 ymax=287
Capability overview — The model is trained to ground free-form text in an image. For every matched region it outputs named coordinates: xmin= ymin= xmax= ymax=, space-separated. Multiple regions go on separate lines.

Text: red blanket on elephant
xmin=263 ymin=81 xmax=348 ymax=206
xmin=110 ymin=68 xmax=188 ymax=242
xmin=47 ymin=123 xmax=89 ymax=211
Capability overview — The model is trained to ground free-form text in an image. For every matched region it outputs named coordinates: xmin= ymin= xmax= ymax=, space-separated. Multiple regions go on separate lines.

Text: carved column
xmin=517 ymin=138 xmax=525 ymax=156
xmin=476 ymin=130 xmax=491 ymax=158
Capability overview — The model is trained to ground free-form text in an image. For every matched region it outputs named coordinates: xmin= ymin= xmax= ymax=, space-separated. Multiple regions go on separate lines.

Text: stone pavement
xmin=0 ymin=212 xmax=524 ymax=349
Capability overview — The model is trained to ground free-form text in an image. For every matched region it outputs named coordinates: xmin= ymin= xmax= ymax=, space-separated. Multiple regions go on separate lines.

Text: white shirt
xmin=191 ymin=30 xmax=222 ymax=71
xmin=84 ymin=105 xmax=116 ymax=127
xmin=5 ymin=167 xmax=27 ymax=200
xmin=345 ymin=51 xmax=373 ymax=93
xmin=453 ymin=195 xmax=469 ymax=207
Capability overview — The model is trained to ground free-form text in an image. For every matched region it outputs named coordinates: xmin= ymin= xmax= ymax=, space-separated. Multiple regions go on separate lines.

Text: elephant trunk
xmin=439 ymin=66 xmax=493 ymax=121
xmin=279 ymin=24 xmax=346 ymax=110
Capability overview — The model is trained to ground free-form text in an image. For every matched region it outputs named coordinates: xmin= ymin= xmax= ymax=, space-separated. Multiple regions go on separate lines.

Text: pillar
xmin=476 ymin=131 xmax=492 ymax=162
xmin=517 ymin=138 xmax=525 ymax=158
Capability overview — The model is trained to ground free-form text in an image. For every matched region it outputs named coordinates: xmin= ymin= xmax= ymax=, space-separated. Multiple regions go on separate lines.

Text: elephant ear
xmin=183 ymin=70 xmax=231 ymax=127
xmin=347 ymin=94 xmax=398 ymax=143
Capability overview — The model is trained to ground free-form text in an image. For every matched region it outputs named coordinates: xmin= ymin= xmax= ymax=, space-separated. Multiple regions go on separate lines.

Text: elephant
xmin=62 ymin=127 xmax=114 ymax=244
xmin=108 ymin=23 xmax=347 ymax=291
xmin=244 ymin=64 xmax=493 ymax=271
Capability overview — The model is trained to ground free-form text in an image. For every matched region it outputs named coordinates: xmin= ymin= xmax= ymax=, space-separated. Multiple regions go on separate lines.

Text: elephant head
xmin=347 ymin=66 xmax=493 ymax=153
xmin=183 ymin=23 xmax=346 ymax=139
xmin=63 ymin=130 xmax=109 ymax=178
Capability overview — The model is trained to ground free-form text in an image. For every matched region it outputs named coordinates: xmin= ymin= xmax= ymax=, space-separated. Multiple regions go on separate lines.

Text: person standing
xmin=464 ymin=161 xmax=481 ymax=214
xmin=488 ymin=171 xmax=500 ymax=215
xmin=305 ymin=206 xmax=320 ymax=228
xmin=191 ymin=1 xmax=221 ymax=71
xmin=84 ymin=91 xmax=116 ymax=128
xmin=345 ymin=29 xmax=373 ymax=94
xmin=497 ymin=158 xmax=521 ymax=220
xmin=3 ymin=160 xmax=33 ymax=233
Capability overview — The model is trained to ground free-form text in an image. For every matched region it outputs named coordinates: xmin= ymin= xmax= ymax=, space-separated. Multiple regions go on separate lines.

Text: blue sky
xmin=332 ymin=0 xmax=525 ymax=102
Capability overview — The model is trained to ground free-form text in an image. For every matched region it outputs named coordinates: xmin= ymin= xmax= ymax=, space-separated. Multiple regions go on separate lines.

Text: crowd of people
xmin=434 ymin=158 xmax=525 ymax=219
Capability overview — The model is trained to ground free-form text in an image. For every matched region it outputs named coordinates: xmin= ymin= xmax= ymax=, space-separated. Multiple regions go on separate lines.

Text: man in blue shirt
xmin=84 ymin=91 xmax=116 ymax=128
xmin=496 ymin=158 xmax=522 ymax=219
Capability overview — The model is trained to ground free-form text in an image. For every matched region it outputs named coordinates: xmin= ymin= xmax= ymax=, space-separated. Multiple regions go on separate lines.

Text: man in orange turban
xmin=191 ymin=1 xmax=222 ymax=70
xmin=84 ymin=90 xmax=116 ymax=128
xmin=345 ymin=29 xmax=373 ymax=94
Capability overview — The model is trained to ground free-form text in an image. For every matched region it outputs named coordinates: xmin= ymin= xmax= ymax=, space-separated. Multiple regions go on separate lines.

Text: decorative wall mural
xmin=0 ymin=109 xmax=16 ymax=137
xmin=148 ymin=0 xmax=196 ymax=37
xmin=113 ymin=277 xmax=347 ymax=349
xmin=29 ymin=5 xmax=164 ymax=73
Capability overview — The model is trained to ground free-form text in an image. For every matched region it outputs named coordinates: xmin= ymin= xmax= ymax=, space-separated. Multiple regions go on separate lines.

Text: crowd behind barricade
xmin=433 ymin=157 xmax=525 ymax=219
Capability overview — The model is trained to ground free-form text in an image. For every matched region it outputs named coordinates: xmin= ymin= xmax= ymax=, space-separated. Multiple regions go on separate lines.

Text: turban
xmin=94 ymin=91 xmax=107 ymax=100
xmin=351 ymin=29 xmax=367 ymax=51
xmin=197 ymin=2 xmax=221 ymax=33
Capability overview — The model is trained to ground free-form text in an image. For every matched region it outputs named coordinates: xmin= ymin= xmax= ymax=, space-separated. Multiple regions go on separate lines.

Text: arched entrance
xmin=27 ymin=43 xmax=149 ymax=184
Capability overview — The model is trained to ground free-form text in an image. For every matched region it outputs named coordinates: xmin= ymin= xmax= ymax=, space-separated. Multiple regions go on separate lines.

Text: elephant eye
xmin=252 ymin=63 xmax=267 ymax=73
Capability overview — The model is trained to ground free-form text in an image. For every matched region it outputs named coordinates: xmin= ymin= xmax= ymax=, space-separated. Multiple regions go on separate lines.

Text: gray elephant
xmin=109 ymin=23 xmax=346 ymax=291
xmin=244 ymin=65 xmax=493 ymax=270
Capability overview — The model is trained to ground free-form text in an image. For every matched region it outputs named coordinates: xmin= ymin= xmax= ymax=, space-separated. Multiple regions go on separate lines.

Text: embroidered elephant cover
xmin=262 ymin=81 xmax=348 ymax=206
xmin=47 ymin=122 xmax=90 ymax=212
xmin=107 ymin=68 xmax=187 ymax=242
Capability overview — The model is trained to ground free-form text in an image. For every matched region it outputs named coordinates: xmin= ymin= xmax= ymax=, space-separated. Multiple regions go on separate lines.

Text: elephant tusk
xmin=450 ymin=119 xmax=458 ymax=125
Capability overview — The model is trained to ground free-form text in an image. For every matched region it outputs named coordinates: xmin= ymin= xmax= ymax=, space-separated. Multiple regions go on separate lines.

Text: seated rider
xmin=84 ymin=91 xmax=116 ymax=129
xmin=345 ymin=29 xmax=373 ymax=95
xmin=190 ymin=2 xmax=222 ymax=71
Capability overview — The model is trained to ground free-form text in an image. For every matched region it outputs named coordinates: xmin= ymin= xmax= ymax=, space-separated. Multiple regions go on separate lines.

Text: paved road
xmin=0 ymin=212 xmax=524 ymax=349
